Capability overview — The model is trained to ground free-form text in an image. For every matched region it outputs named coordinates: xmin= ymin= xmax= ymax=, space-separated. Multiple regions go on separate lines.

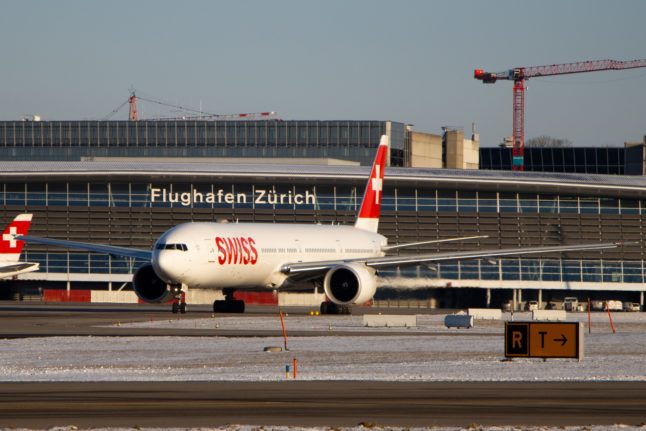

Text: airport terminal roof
xmin=1 ymin=161 xmax=646 ymax=197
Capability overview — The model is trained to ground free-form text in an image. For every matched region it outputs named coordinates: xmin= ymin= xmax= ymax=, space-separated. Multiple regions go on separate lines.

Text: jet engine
xmin=323 ymin=263 xmax=377 ymax=305
xmin=132 ymin=263 xmax=173 ymax=303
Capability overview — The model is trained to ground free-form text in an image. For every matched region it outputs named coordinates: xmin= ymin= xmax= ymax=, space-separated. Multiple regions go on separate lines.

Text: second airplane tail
xmin=0 ymin=214 xmax=33 ymax=262
xmin=354 ymin=135 xmax=389 ymax=232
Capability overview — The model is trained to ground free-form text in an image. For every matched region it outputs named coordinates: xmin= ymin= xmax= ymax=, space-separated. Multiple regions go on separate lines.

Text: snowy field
xmin=0 ymin=311 xmax=644 ymax=382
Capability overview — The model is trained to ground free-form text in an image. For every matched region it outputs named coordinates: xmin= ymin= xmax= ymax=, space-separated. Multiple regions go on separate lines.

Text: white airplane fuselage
xmin=152 ymin=222 xmax=387 ymax=290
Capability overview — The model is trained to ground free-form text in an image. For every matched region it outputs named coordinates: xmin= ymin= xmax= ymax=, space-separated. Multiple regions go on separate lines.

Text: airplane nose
xmin=153 ymin=250 xmax=187 ymax=283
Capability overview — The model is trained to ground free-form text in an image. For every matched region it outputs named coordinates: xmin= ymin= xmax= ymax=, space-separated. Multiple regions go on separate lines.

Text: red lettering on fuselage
xmin=216 ymin=237 xmax=226 ymax=264
xmin=240 ymin=237 xmax=250 ymax=264
xmin=215 ymin=236 xmax=258 ymax=265
xmin=248 ymin=238 xmax=258 ymax=264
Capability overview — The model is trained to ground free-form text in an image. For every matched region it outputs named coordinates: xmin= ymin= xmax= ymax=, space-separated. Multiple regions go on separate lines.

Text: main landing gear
xmin=170 ymin=285 xmax=187 ymax=314
xmin=213 ymin=288 xmax=245 ymax=313
xmin=320 ymin=301 xmax=351 ymax=315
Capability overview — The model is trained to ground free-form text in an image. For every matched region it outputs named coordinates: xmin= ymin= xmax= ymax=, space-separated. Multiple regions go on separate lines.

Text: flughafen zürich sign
xmin=150 ymin=187 xmax=317 ymax=207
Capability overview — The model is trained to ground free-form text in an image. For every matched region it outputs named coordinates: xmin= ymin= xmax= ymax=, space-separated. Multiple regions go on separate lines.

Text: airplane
xmin=15 ymin=136 xmax=626 ymax=314
xmin=0 ymin=214 xmax=39 ymax=279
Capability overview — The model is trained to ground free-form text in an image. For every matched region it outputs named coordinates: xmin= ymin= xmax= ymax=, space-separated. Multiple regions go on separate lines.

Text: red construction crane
xmin=134 ymin=93 xmax=278 ymax=121
xmin=103 ymin=90 xmax=278 ymax=121
xmin=128 ymin=91 xmax=138 ymax=121
xmin=474 ymin=58 xmax=646 ymax=170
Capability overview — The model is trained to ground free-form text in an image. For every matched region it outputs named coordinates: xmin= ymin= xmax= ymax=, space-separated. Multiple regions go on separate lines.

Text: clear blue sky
xmin=1 ymin=0 xmax=645 ymax=147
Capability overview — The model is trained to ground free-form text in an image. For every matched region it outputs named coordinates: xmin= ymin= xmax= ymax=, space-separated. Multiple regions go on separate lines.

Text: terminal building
xmin=480 ymin=135 xmax=646 ymax=175
xmin=0 ymin=119 xmax=644 ymax=309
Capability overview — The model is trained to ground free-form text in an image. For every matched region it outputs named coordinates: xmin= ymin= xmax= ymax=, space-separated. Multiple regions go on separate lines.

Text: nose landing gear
xmin=213 ymin=288 xmax=245 ymax=313
xmin=170 ymin=285 xmax=187 ymax=314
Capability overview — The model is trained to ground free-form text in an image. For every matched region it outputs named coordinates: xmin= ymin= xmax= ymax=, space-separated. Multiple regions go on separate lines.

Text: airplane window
xmin=155 ymin=243 xmax=188 ymax=251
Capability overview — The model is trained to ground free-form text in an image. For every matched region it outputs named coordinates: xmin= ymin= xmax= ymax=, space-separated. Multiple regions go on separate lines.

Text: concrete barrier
xmin=444 ymin=314 xmax=474 ymax=329
xmin=467 ymin=308 xmax=502 ymax=320
xmin=186 ymin=289 xmax=224 ymax=304
xmin=363 ymin=314 xmax=417 ymax=328
xmin=188 ymin=290 xmax=324 ymax=306
xmin=91 ymin=290 xmax=138 ymax=303
xmin=44 ymin=289 xmax=91 ymax=303
xmin=278 ymin=292 xmax=326 ymax=307
xmin=532 ymin=309 xmax=567 ymax=321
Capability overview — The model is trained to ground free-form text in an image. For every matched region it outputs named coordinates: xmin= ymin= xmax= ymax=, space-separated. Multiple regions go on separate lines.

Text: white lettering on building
xmin=149 ymin=186 xmax=316 ymax=207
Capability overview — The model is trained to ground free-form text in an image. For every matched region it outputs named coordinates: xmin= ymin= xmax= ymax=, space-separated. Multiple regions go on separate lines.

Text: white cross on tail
xmin=371 ymin=164 xmax=383 ymax=204
xmin=2 ymin=227 xmax=17 ymax=249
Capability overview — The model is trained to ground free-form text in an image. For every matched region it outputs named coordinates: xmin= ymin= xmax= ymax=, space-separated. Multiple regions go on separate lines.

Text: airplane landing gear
xmin=213 ymin=288 xmax=245 ymax=313
xmin=171 ymin=302 xmax=187 ymax=314
xmin=170 ymin=285 xmax=187 ymax=314
xmin=320 ymin=301 xmax=351 ymax=315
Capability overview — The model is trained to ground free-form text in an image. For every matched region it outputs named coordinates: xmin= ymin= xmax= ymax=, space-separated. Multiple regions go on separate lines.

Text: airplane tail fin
xmin=354 ymin=135 xmax=389 ymax=232
xmin=0 ymin=214 xmax=33 ymax=262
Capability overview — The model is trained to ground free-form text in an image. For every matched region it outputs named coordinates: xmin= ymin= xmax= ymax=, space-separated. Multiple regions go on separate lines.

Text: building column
xmin=512 ymin=289 xmax=517 ymax=311
xmin=518 ymin=289 xmax=523 ymax=309
xmin=486 ymin=288 xmax=491 ymax=308
xmin=640 ymin=291 xmax=644 ymax=310
xmin=538 ymin=289 xmax=543 ymax=309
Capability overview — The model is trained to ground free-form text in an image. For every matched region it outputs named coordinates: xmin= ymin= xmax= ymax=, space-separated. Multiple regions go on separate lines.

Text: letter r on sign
xmin=505 ymin=322 xmax=529 ymax=357
xmin=512 ymin=331 xmax=523 ymax=349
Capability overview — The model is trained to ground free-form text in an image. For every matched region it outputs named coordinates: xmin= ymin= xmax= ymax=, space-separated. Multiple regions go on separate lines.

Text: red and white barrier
xmin=40 ymin=289 xmax=325 ymax=306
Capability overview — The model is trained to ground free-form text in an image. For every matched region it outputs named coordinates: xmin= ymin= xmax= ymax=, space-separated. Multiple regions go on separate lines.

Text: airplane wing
xmin=381 ymin=235 xmax=488 ymax=251
xmin=281 ymin=242 xmax=628 ymax=276
xmin=17 ymin=236 xmax=152 ymax=261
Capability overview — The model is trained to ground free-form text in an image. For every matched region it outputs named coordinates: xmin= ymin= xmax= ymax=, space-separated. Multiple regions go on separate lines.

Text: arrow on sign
xmin=554 ymin=334 xmax=568 ymax=346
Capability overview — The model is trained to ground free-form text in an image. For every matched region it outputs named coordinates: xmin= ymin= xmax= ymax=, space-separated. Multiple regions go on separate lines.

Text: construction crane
xmin=474 ymin=58 xmax=646 ymax=171
xmin=128 ymin=91 xmax=138 ymax=121
xmin=103 ymin=90 xmax=278 ymax=121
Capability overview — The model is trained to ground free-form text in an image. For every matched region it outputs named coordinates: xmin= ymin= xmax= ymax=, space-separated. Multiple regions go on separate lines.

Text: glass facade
xmin=480 ymin=147 xmax=625 ymax=174
xmin=5 ymin=181 xmax=646 ymax=214
xmin=0 ymin=120 xmax=408 ymax=166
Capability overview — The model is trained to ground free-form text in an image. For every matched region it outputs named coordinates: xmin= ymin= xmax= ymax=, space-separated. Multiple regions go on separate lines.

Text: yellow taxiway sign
xmin=505 ymin=321 xmax=583 ymax=360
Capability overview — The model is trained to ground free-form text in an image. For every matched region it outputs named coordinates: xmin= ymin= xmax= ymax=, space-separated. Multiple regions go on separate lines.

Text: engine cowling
xmin=132 ymin=263 xmax=173 ymax=303
xmin=323 ymin=263 xmax=377 ymax=305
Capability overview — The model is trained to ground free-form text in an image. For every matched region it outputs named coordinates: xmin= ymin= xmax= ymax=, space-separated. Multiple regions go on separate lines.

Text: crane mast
xmin=475 ymin=58 xmax=646 ymax=171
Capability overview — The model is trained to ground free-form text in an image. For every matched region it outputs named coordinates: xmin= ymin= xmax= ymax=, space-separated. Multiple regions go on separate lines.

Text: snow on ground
xmin=118 ymin=310 xmax=646 ymax=333
xmin=0 ymin=312 xmax=644 ymax=382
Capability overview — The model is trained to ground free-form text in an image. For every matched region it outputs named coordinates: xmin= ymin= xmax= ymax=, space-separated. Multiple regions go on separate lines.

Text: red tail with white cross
xmin=0 ymin=214 xmax=32 ymax=262
xmin=354 ymin=135 xmax=389 ymax=232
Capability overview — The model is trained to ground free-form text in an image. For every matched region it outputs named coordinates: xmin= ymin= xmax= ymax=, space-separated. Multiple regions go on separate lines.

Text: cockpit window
xmin=155 ymin=243 xmax=188 ymax=251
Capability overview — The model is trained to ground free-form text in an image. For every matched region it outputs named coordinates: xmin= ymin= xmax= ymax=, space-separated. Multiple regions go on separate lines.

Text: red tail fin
xmin=0 ymin=214 xmax=32 ymax=262
xmin=354 ymin=136 xmax=388 ymax=232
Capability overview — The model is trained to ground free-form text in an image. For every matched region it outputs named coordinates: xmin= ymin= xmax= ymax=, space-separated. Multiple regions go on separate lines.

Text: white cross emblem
xmin=371 ymin=164 xmax=383 ymax=204
xmin=2 ymin=227 xmax=17 ymax=249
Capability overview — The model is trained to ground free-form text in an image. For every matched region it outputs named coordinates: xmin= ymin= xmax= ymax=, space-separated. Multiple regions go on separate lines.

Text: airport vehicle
xmin=564 ymin=297 xmax=579 ymax=312
xmin=525 ymin=300 xmax=539 ymax=311
xmin=591 ymin=300 xmax=605 ymax=311
xmin=0 ymin=214 xmax=39 ymax=279
xmin=15 ymin=136 xmax=627 ymax=314
xmin=623 ymin=302 xmax=641 ymax=312
xmin=606 ymin=300 xmax=623 ymax=311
